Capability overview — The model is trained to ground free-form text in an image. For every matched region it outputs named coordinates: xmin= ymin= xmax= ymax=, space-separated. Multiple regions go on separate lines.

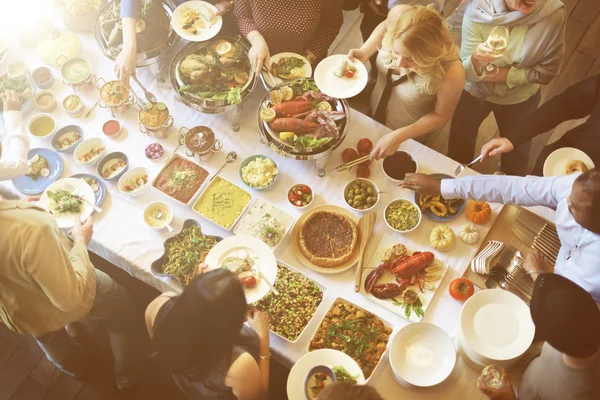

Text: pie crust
xmin=299 ymin=211 xmax=358 ymax=267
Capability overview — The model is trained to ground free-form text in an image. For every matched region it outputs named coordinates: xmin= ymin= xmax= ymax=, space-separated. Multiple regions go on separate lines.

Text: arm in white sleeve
xmin=0 ymin=111 xmax=29 ymax=181
xmin=440 ymin=174 xmax=578 ymax=209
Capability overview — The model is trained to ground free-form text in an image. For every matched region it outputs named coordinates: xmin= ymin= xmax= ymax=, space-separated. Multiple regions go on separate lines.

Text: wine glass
xmin=480 ymin=365 xmax=506 ymax=389
xmin=483 ymin=26 xmax=509 ymax=77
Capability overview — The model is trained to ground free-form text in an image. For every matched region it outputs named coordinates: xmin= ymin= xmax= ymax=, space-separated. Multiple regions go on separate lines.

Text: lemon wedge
xmin=216 ymin=41 xmax=232 ymax=56
xmin=317 ymin=101 xmax=332 ymax=112
xmin=281 ymin=86 xmax=294 ymax=101
xmin=279 ymin=132 xmax=295 ymax=142
xmin=260 ymin=108 xmax=276 ymax=122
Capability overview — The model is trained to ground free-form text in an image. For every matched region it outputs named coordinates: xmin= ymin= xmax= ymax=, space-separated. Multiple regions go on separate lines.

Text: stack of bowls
xmin=389 ymin=322 xmax=456 ymax=388
xmin=458 ymin=289 xmax=535 ymax=370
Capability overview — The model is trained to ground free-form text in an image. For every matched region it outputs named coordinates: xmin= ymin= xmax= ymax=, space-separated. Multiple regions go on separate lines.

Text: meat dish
xmin=153 ymin=155 xmax=209 ymax=204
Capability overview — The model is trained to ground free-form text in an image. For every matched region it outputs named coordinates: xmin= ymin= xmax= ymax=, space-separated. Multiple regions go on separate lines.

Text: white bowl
xmin=34 ymin=90 xmax=56 ymax=112
xmin=287 ymin=183 xmax=314 ymax=209
xmin=118 ymin=167 xmax=150 ymax=197
xmin=73 ymin=137 xmax=106 ymax=166
xmin=62 ymin=94 xmax=84 ymax=117
xmin=143 ymin=201 xmax=173 ymax=230
xmin=27 ymin=113 xmax=56 ymax=140
xmin=381 ymin=150 xmax=419 ymax=183
xmin=390 ymin=322 xmax=456 ymax=387
xmin=343 ymin=178 xmax=379 ymax=212
xmin=384 ymin=199 xmax=422 ymax=233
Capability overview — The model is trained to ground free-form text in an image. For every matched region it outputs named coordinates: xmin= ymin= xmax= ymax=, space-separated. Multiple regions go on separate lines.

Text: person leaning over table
xmin=348 ymin=4 xmax=465 ymax=158
xmin=478 ymin=274 xmax=600 ymax=400
xmin=398 ymin=170 xmax=600 ymax=303
xmin=317 ymin=381 xmax=385 ymax=400
xmin=0 ymin=206 xmax=142 ymax=390
xmin=234 ymin=0 xmax=343 ymax=74
xmin=479 ymin=74 xmax=600 ymax=177
xmin=116 ymin=0 xmax=237 ymax=86
xmin=0 ymin=90 xmax=29 ymax=181
xmin=145 ymin=268 xmax=271 ymax=400
xmin=447 ymin=0 xmax=566 ymax=175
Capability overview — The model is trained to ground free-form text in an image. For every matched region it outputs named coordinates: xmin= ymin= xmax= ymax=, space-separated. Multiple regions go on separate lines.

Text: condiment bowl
xmin=32 ymin=66 xmax=54 ymax=89
xmin=74 ymin=137 xmax=106 ymax=166
xmin=62 ymin=94 xmax=84 ymax=117
xmin=384 ymin=199 xmax=422 ymax=233
xmin=102 ymin=120 xmax=121 ymax=138
xmin=143 ymin=201 xmax=173 ymax=230
xmin=288 ymin=183 xmax=314 ymax=209
xmin=27 ymin=113 xmax=56 ymax=140
xmin=239 ymin=155 xmax=279 ymax=190
xmin=145 ymin=143 xmax=164 ymax=161
xmin=52 ymin=125 xmax=84 ymax=153
xmin=97 ymin=151 xmax=129 ymax=181
xmin=343 ymin=178 xmax=380 ymax=213
xmin=304 ymin=365 xmax=336 ymax=400
xmin=34 ymin=90 xmax=57 ymax=113
xmin=118 ymin=166 xmax=150 ymax=197
xmin=382 ymin=150 xmax=419 ymax=183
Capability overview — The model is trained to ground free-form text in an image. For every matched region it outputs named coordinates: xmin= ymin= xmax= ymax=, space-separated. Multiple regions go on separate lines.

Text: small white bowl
xmin=27 ymin=113 xmax=56 ymax=140
xmin=118 ymin=167 xmax=150 ymax=197
xmin=287 ymin=183 xmax=314 ymax=209
xmin=382 ymin=150 xmax=419 ymax=183
xmin=34 ymin=90 xmax=56 ymax=112
xmin=62 ymin=94 xmax=84 ymax=117
xmin=384 ymin=199 xmax=422 ymax=233
xmin=73 ymin=137 xmax=106 ymax=166
xmin=343 ymin=178 xmax=379 ymax=212
xmin=143 ymin=201 xmax=173 ymax=230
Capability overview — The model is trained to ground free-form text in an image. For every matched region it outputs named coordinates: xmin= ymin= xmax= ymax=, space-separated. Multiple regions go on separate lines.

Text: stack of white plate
xmin=389 ymin=322 xmax=457 ymax=388
xmin=458 ymin=289 xmax=535 ymax=369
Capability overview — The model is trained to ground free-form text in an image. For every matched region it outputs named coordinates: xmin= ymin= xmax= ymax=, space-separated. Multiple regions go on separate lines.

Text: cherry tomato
xmin=342 ymin=148 xmax=358 ymax=163
xmin=356 ymin=165 xmax=370 ymax=178
xmin=289 ymin=194 xmax=299 ymax=202
xmin=345 ymin=69 xmax=355 ymax=78
xmin=242 ymin=276 xmax=257 ymax=288
xmin=449 ymin=278 xmax=474 ymax=301
xmin=357 ymin=138 xmax=373 ymax=154
xmin=301 ymin=185 xmax=311 ymax=194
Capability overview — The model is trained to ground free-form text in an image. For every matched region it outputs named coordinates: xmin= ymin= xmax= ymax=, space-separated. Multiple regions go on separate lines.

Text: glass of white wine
xmin=483 ymin=26 xmax=509 ymax=77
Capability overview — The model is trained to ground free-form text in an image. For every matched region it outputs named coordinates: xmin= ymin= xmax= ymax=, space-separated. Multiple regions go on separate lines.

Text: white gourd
xmin=459 ymin=223 xmax=480 ymax=244
xmin=430 ymin=225 xmax=455 ymax=252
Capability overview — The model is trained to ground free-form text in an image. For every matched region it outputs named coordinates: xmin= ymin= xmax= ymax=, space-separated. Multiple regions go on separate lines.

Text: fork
xmin=131 ymin=74 xmax=158 ymax=103
xmin=454 ymin=155 xmax=483 ymax=176
xmin=64 ymin=182 xmax=102 ymax=213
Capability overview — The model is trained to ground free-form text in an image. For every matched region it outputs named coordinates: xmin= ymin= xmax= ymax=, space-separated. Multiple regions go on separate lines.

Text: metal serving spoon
xmin=154 ymin=209 xmax=174 ymax=234
xmin=454 ymin=155 xmax=483 ymax=176
xmin=210 ymin=151 xmax=237 ymax=182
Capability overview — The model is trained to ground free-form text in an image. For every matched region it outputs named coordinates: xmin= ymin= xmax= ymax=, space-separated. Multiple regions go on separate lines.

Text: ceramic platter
xmin=171 ymin=1 xmax=223 ymax=42
xmin=12 ymin=148 xmax=63 ymax=195
xmin=38 ymin=177 xmax=96 ymax=228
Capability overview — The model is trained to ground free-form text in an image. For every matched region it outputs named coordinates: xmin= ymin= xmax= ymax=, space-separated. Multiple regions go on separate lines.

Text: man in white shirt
xmin=399 ymin=170 xmax=600 ymax=302
xmin=0 ymin=90 xmax=29 ymax=181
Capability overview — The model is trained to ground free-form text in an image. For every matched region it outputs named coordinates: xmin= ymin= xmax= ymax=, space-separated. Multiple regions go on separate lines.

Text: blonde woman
xmin=348 ymin=5 xmax=465 ymax=159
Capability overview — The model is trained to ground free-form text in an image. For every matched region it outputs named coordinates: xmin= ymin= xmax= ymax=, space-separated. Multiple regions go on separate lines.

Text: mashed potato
xmin=241 ymin=157 xmax=278 ymax=188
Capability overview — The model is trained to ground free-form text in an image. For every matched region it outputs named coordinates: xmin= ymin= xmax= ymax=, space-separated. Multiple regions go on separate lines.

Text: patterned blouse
xmin=234 ymin=0 xmax=343 ymax=61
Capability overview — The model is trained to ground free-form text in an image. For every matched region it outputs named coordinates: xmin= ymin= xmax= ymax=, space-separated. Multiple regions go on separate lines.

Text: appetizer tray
xmin=291 ymin=205 xmax=360 ymax=274
xmin=252 ymin=260 xmax=326 ymax=343
xmin=233 ymin=198 xmax=295 ymax=250
xmin=151 ymin=153 xmax=210 ymax=206
xmin=307 ymin=297 xmax=393 ymax=381
xmin=360 ymin=234 xmax=449 ymax=322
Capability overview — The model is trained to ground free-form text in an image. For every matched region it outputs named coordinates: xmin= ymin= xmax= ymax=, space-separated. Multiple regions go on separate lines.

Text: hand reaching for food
xmin=347 ymin=48 xmax=370 ymax=64
xmin=2 ymin=90 xmax=21 ymax=112
xmin=399 ymin=173 xmax=442 ymax=196
xmin=114 ymin=18 xmax=137 ymax=87
xmin=248 ymin=33 xmax=270 ymax=74
xmin=480 ymin=137 xmax=514 ymax=160
xmin=370 ymin=132 xmax=403 ymax=160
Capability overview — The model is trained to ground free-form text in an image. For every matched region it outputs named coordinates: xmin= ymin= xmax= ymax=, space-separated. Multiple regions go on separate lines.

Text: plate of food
xmin=172 ymin=1 xmax=223 ymax=42
xmin=291 ymin=205 xmax=359 ymax=274
xmin=415 ymin=174 xmax=465 ymax=221
xmin=152 ymin=153 xmax=210 ymax=206
xmin=12 ymin=148 xmax=63 ymax=195
xmin=287 ymin=349 xmax=365 ymax=400
xmin=38 ymin=178 xmax=95 ymax=228
xmin=205 ymin=235 xmax=277 ymax=303
xmin=192 ymin=176 xmax=252 ymax=231
xmin=70 ymin=173 xmax=106 ymax=207
xmin=360 ymin=234 xmax=449 ymax=322
xmin=234 ymin=199 xmax=294 ymax=250
xmin=308 ymin=298 xmax=392 ymax=380
xmin=314 ymin=54 xmax=367 ymax=99
xmin=267 ymin=52 xmax=312 ymax=86
xmin=543 ymin=147 xmax=595 ymax=177
xmin=151 ymin=219 xmax=222 ymax=287
xmin=253 ymin=261 xmax=324 ymax=343
xmin=0 ymin=73 xmax=34 ymax=114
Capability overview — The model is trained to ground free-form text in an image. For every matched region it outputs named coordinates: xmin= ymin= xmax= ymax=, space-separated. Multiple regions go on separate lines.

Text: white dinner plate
xmin=38 ymin=177 xmax=96 ymax=229
xmin=314 ymin=54 xmax=368 ymax=99
xmin=460 ymin=289 xmax=535 ymax=361
xmin=543 ymin=147 xmax=595 ymax=177
xmin=287 ymin=349 xmax=365 ymax=400
xmin=389 ymin=322 xmax=456 ymax=387
xmin=204 ymin=235 xmax=277 ymax=303
xmin=266 ymin=52 xmax=312 ymax=86
xmin=172 ymin=1 xmax=223 ymax=42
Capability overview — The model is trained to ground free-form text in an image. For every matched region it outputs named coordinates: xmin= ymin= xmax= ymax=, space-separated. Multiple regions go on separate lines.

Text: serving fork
xmin=131 ymin=74 xmax=158 ymax=103
xmin=64 ymin=182 xmax=102 ymax=213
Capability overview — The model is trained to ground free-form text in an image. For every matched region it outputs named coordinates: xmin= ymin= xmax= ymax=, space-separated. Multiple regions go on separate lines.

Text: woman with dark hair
xmin=145 ymin=269 xmax=271 ymax=400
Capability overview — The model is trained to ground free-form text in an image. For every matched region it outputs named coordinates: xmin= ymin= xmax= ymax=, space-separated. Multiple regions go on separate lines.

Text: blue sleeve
xmin=120 ymin=0 xmax=142 ymax=19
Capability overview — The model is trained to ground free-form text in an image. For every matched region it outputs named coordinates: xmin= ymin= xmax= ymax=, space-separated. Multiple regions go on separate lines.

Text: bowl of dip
xmin=97 ymin=151 xmax=129 ymax=181
xmin=74 ymin=137 xmax=106 ymax=166
xmin=143 ymin=201 xmax=173 ymax=230
xmin=62 ymin=94 xmax=84 ymax=117
xmin=34 ymin=90 xmax=56 ymax=112
xmin=32 ymin=66 xmax=54 ymax=89
xmin=27 ymin=113 xmax=56 ymax=140
xmin=102 ymin=120 xmax=121 ymax=138
xmin=60 ymin=57 xmax=93 ymax=87
xmin=382 ymin=150 xmax=418 ymax=183
xmin=52 ymin=125 xmax=83 ymax=153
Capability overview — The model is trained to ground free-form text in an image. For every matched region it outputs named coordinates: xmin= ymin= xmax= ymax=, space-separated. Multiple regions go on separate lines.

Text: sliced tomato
xmin=345 ymin=69 xmax=355 ymax=78
xmin=449 ymin=278 xmax=474 ymax=301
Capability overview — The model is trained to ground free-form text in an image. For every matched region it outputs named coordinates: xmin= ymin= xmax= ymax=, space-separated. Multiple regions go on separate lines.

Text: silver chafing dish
xmin=169 ymin=36 xmax=258 ymax=132
xmin=256 ymin=78 xmax=350 ymax=177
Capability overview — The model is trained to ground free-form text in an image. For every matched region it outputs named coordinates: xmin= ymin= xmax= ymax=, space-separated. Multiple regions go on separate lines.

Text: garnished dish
xmin=418 ymin=194 xmax=464 ymax=220
xmin=178 ymin=3 xmax=217 ymax=35
xmin=333 ymin=59 xmax=357 ymax=79
xmin=299 ymin=210 xmax=358 ymax=268
xmin=193 ymin=176 xmax=252 ymax=229
xmin=101 ymin=157 xmax=127 ymax=179
xmin=63 ymin=94 xmax=83 ymax=115
xmin=361 ymin=234 xmax=448 ymax=321
xmin=305 ymin=368 xmax=335 ymax=399
xmin=382 ymin=150 xmax=417 ymax=181
xmin=314 ymin=54 xmax=368 ymax=99
xmin=54 ymin=130 xmax=82 ymax=150
xmin=385 ymin=199 xmax=421 ymax=232
xmin=344 ymin=179 xmax=378 ymax=211
xmin=80 ymin=177 xmax=100 ymax=193
xmin=270 ymin=55 xmax=307 ymax=80
xmin=221 ymin=251 xmax=260 ymax=289
xmin=543 ymin=147 xmax=595 ymax=177
xmin=564 ymin=159 xmax=588 ymax=175
xmin=139 ymin=102 xmax=169 ymax=127
xmin=288 ymin=184 xmax=313 ymax=208
xmin=253 ymin=264 xmax=323 ymax=341
xmin=100 ymin=80 xmax=129 ymax=107
xmin=177 ymin=38 xmax=249 ymax=105
xmin=37 ymin=178 xmax=94 ymax=228
xmin=234 ymin=199 xmax=294 ymax=249
xmin=122 ymin=174 xmax=149 ymax=193
xmin=240 ymin=156 xmax=278 ymax=189
xmin=152 ymin=155 xmax=209 ymax=204
xmin=309 ymin=300 xmax=392 ymax=378
xmin=78 ymin=146 xmax=105 ymax=163
xmin=334 ymin=366 xmax=359 ymax=384
xmin=61 ymin=58 xmax=91 ymax=84
xmin=47 ymin=189 xmax=82 ymax=215
xmin=0 ymin=74 xmax=32 ymax=109
xmin=145 ymin=142 xmax=164 ymax=160
xmin=26 ymin=154 xmax=50 ymax=179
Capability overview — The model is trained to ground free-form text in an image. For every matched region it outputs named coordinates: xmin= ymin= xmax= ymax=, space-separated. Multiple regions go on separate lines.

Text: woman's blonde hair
xmin=381 ymin=5 xmax=458 ymax=94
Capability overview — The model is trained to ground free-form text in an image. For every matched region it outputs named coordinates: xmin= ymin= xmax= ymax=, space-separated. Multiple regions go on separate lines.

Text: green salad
xmin=47 ymin=189 xmax=82 ymax=215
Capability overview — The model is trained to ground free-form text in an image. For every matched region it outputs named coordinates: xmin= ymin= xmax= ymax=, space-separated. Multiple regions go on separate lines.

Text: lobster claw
xmin=364 ymin=268 xmax=384 ymax=293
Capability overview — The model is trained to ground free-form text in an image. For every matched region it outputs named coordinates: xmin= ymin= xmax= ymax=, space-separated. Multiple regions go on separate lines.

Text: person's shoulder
xmin=439 ymin=62 xmax=466 ymax=91
xmin=225 ymin=352 xmax=261 ymax=399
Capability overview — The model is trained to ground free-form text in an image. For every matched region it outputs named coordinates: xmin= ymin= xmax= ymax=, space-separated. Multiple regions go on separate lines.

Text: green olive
xmin=305 ymin=195 xmax=312 ymax=203
xmin=347 ymin=189 xmax=354 ymax=196
xmin=352 ymin=184 xmax=360 ymax=190
xmin=354 ymin=180 xmax=361 ymax=185
xmin=367 ymin=187 xmax=374 ymax=194
xmin=354 ymin=195 xmax=362 ymax=201
xmin=361 ymin=183 xmax=368 ymax=190
xmin=366 ymin=197 xmax=374 ymax=204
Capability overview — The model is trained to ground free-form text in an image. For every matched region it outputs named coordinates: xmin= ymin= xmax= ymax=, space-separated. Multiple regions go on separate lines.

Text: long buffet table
xmin=0 ymin=29 xmax=557 ymax=400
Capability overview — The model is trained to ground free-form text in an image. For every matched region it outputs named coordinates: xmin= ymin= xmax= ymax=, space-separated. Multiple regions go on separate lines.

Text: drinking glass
xmin=480 ymin=364 xmax=506 ymax=389
xmin=483 ymin=26 xmax=509 ymax=77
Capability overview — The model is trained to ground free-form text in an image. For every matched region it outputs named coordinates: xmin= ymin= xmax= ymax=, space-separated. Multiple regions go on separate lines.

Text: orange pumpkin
xmin=466 ymin=201 xmax=491 ymax=225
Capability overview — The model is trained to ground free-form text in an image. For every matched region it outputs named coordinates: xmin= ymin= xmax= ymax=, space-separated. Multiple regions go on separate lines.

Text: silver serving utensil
xmin=64 ymin=182 xmax=102 ymax=213
xmin=154 ymin=209 xmax=175 ymax=234
xmin=454 ymin=155 xmax=483 ymax=176
xmin=131 ymin=74 xmax=157 ymax=103
xmin=210 ymin=151 xmax=237 ymax=182
xmin=85 ymin=100 xmax=99 ymax=118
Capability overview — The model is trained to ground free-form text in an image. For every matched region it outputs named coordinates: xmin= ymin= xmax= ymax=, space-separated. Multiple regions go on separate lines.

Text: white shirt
xmin=441 ymin=174 xmax=600 ymax=303
xmin=0 ymin=111 xmax=29 ymax=181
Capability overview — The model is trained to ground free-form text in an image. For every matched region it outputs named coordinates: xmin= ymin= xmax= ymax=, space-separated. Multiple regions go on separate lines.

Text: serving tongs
xmin=329 ymin=155 xmax=371 ymax=174
xmin=131 ymin=74 xmax=157 ymax=103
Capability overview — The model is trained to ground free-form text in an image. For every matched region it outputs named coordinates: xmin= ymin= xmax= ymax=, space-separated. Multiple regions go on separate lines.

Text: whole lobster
xmin=271 ymin=100 xmax=312 ymax=117
xmin=365 ymin=252 xmax=435 ymax=299
xmin=269 ymin=118 xmax=319 ymax=133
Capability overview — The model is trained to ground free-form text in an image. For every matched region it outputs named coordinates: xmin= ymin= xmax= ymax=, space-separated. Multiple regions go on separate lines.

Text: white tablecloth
xmin=0 ymin=30 xmax=556 ymax=400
